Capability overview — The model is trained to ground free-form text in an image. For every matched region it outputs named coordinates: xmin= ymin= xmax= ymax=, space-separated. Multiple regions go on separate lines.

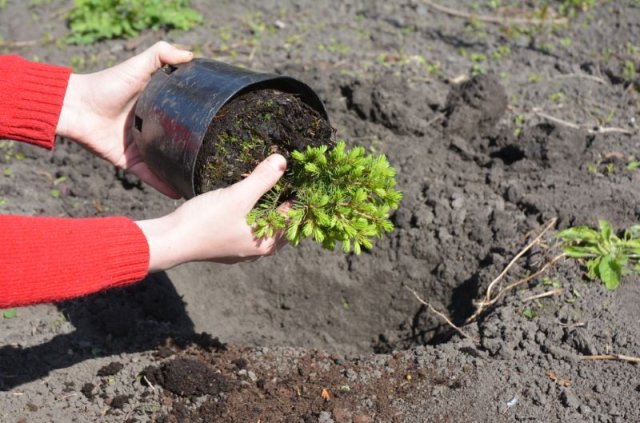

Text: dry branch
xmin=522 ymin=288 xmax=564 ymax=302
xmin=0 ymin=39 xmax=37 ymax=48
xmin=533 ymin=110 xmax=637 ymax=135
xmin=579 ymin=354 xmax=640 ymax=364
xmin=407 ymin=287 xmax=479 ymax=343
xmin=466 ymin=218 xmax=562 ymax=323
xmin=552 ymin=73 xmax=607 ymax=85
xmin=483 ymin=218 xmax=557 ymax=304
xmin=423 ymin=1 xmax=567 ymax=26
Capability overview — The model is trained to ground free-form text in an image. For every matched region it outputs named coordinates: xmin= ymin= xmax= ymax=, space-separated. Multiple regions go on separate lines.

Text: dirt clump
xmin=444 ymin=74 xmax=508 ymax=138
xmin=97 ymin=361 xmax=124 ymax=377
xmin=143 ymin=357 xmax=229 ymax=397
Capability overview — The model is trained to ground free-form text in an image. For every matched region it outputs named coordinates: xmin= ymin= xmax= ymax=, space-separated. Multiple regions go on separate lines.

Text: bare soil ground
xmin=1 ymin=1 xmax=640 ymax=422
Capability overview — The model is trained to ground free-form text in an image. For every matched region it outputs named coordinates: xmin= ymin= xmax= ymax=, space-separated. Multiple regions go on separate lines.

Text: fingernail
xmin=267 ymin=154 xmax=286 ymax=172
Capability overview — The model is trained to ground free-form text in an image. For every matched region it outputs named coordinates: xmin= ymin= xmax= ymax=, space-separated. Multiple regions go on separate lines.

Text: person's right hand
xmin=135 ymin=154 xmax=288 ymax=271
xmin=57 ymin=41 xmax=193 ymax=198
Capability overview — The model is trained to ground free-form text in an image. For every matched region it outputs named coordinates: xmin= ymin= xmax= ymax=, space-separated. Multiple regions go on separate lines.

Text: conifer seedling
xmin=247 ymin=141 xmax=402 ymax=254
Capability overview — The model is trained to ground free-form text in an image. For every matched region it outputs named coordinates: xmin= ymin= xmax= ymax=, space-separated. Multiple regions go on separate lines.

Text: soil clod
xmin=97 ymin=361 xmax=124 ymax=377
xmin=144 ymin=357 xmax=229 ymax=397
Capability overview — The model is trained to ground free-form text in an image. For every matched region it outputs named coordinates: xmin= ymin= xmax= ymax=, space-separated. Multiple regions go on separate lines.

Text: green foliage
xmin=521 ymin=307 xmax=537 ymax=320
xmin=627 ymin=160 xmax=640 ymax=171
xmin=557 ymin=220 xmax=640 ymax=290
xmin=2 ymin=308 xmax=17 ymax=319
xmin=558 ymin=0 xmax=596 ymax=17
xmin=66 ymin=0 xmax=202 ymax=45
xmin=623 ymin=60 xmax=637 ymax=81
xmin=247 ymin=141 xmax=402 ymax=254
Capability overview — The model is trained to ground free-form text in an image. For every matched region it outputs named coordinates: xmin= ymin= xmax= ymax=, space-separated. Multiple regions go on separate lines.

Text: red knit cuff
xmin=0 ymin=56 xmax=71 ymax=149
xmin=0 ymin=216 xmax=150 ymax=307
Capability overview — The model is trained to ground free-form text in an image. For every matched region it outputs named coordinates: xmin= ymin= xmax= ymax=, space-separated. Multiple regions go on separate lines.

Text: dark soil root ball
xmin=194 ymin=89 xmax=333 ymax=194
xmin=142 ymin=357 xmax=229 ymax=397
xmin=444 ymin=74 xmax=508 ymax=139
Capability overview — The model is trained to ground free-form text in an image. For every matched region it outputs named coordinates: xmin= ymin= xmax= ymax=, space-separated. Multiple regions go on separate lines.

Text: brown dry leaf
xmin=547 ymin=370 xmax=572 ymax=387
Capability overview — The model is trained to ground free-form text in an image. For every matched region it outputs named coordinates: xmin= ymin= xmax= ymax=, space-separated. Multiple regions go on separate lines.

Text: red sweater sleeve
xmin=0 ymin=216 xmax=149 ymax=307
xmin=0 ymin=56 xmax=150 ymax=307
xmin=0 ymin=55 xmax=71 ymax=149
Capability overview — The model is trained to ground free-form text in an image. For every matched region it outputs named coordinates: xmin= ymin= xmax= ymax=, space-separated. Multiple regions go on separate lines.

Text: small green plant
xmin=492 ymin=44 xmax=511 ymax=61
xmin=558 ymin=220 xmax=640 ymax=290
xmin=66 ymin=0 xmax=202 ymax=45
xmin=522 ymin=307 xmax=538 ymax=320
xmin=559 ymin=37 xmax=573 ymax=47
xmin=627 ymin=160 xmax=640 ymax=171
xmin=623 ymin=60 xmax=637 ymax=81
xmin=528 ymin=73 xmax=543 ymax=83
xmin=513 ymin=114 xmax=525 ymax=137
xmin=559 ymin=0 xmax=596 ymax=17
xmin=542 ymin=276 xmax=562 ymax=289
xmin=550 ymin=91 xmax=565 ymax=103
xmin=248 ymin=141 xmax=402 ymax=254
xmin=2 ymin=308 xmax=17 ymax=319
xmin=605 ymin=162 xmax=616 ymax=175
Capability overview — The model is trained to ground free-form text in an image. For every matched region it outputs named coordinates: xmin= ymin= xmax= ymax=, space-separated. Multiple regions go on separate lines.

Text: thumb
xmin=231 ymin=154 xmax=287 ymax=208
xmin=140 ymin=41 xmax=193 ymax=73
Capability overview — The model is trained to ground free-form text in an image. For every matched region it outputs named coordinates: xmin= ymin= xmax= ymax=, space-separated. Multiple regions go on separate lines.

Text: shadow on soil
xmin=0 ymin=273 xmax=196 ymax=391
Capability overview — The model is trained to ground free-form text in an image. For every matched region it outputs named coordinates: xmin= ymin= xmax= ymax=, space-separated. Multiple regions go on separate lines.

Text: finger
xmin=152 ymin=41 xmax=194 ymax=66
xmin=138 ymin=41 xmax=193 ymax=74
xmin=128 ymin=161 xmax=182 ymax=199
xmin=231 ymin=154 xmax=287 ymax=208
xmin=277 ymin=200 xmax=292 ymax=214
xmin=275 ymin=232 xmax=289 ymax=250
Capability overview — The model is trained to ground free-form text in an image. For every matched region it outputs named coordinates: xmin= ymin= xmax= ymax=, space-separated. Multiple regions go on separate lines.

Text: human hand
xmin=135 ymin=154 xmax=289 ymax=271
xmin=56 ymin=41 xmax=193 ymax=198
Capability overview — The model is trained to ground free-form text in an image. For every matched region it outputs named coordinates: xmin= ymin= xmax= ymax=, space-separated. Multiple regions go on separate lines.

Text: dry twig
xmin=423 ymin=0 xmax=567 ymax=26
xmin=466 ymin=218 xmax=562 ymax=323
xmin=483 ymin=218 xmax=557 ymax=305
xmin=407 ymin=287 xmax=479 ymax=343
xmin=142 ymin=375 xmax=157 ymax=393
xmin=533 ymin=110 xmax=636 ymax=135
xmin=0 ymin=39 xmax=37 ymax=48
xmin=522 ymin=288 xmax=564 ymax=302
xmin=551 ymin=73 xmax=607 ymax=85
xmin=579 ymin=354 xmax=640 ymax=364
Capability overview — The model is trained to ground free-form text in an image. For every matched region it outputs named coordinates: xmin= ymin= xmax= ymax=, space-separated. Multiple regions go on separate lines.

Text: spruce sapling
xmin=247 ymin=141 xmax=402 ymax=254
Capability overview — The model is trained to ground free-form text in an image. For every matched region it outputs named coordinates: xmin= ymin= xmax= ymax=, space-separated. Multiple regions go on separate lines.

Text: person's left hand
xmin=56 ymin=42 xmax=193 ymax=198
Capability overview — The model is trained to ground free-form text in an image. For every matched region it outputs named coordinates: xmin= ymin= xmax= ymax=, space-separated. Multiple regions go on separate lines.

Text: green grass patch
xmin=66 ymin=0 xmax=202 ymax=45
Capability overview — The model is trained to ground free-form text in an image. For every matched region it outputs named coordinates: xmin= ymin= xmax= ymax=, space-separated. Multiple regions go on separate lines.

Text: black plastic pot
xmin=132 ymin=58 xmax=329 ymax=199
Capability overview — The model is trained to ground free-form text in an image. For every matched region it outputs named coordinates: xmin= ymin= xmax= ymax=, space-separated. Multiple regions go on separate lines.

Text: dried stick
xmin=424 ymin=113 xmax=445 ymax=127
xmin=483 ymin=218 xmax=557 ymax=304
xmin=423 ymin=0 xmax=567 ymax=26
xmin=579 ymin=354 xmax=640 ymax=364
xmin=533 ymin=110 xmax=636 ymax=135
xmin=493 ymin=253 xmax=565 ymax=302
xmin=142 ymin=375 xmax=157 ymax=393
xmin=551 ymin=73 xmax=607 ymax=85
xmin=467 ymin=253 xmax=564 ymax=323
xmin=0 ymin=39 xmax=37 ymax=48
xmin=522 ymin=288 xmax=564 ymax=302
xmin=407 ymin=287 xmax=479 ymax=343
